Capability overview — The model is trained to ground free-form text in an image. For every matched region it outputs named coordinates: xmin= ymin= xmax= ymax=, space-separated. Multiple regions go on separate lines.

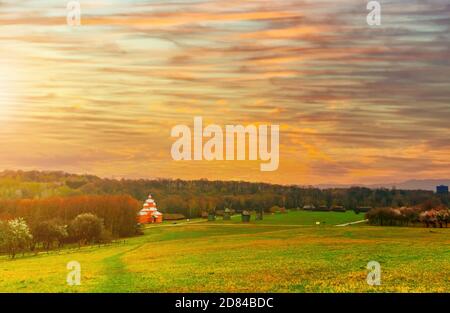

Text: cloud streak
xmin=0 ymin=0 xmax=449 ymax=184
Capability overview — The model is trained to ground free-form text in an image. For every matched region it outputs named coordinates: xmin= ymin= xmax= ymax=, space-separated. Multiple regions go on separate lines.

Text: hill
xmin=316 ymin=179 xmax=450 ymax=191
xmin=0 ymin=211 xmax=448 ymax=292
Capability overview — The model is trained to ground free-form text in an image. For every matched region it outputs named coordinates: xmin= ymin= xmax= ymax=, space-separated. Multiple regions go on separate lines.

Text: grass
xmin=0 ymin=211 xmax=448 ymax=292
xmin=215 ymin=210 xmax=365 ymax=225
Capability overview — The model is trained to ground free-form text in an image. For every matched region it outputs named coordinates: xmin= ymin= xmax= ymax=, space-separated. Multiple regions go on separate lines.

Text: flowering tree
xmin=0 ymin=218 xmax=33 ymax=258
xmin=436 ymin=209 xmax=450 ymax=228
xmin=419 ymin=207 xmax=450 ymax=228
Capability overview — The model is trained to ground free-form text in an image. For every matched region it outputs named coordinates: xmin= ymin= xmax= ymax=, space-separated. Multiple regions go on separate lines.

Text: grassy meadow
xmin=0 ymin=211 xmax=448 ymax=293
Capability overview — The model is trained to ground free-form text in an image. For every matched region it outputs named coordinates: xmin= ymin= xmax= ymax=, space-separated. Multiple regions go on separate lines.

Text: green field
xmin=0 ymin=211 xmax=449 ymax=292
xmin=214 ymin=210 xmax=364 ymax=225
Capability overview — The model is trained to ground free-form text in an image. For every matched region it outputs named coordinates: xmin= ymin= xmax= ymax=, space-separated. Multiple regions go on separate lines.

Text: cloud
xmin=0 ymin=0 xmax=449 ymax=184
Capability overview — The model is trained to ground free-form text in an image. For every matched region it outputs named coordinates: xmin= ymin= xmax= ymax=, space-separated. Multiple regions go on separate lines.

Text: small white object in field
xmin=187 ymin=219 xmax=190 ymax=222
xmin=316 ymin=221 xmax=320 ymax=225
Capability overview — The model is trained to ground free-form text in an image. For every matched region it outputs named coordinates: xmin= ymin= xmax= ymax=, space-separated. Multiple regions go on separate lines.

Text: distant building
xmin=331 ymin=206 xmax=346 ymax=212
xmin=436 ymin=185 xmax=449 ymax=194
xmin=316 ymin=205 xmax=330 ymax=212
xmin=356 ymin=207 xmax=372 ymax=213
xmin=137 ymin=194 xmax=163 ymax=224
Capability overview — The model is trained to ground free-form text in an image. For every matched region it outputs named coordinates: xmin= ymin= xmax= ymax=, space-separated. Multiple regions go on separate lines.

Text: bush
xmin=332 ymin=206 xmax=346 ymax=212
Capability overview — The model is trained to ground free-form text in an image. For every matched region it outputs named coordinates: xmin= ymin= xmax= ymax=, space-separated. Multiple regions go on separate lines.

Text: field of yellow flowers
xmin=0 ymin=211 xmax=448 ymax=292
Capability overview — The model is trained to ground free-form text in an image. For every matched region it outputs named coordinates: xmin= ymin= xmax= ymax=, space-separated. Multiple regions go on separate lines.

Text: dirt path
xmin=335 ymin=219 xmax=368 ymax=227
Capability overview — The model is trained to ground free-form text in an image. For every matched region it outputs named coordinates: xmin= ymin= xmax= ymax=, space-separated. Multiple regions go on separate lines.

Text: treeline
xmin=0 ymin=195 xmax=141 ymax=237
xmin=0 ymin=213 xmax=116 ymax=258
xmin=366 ymin=206 xmax=450 ymax=228
xmin=1 ymin=170 xmax=448 ymax=218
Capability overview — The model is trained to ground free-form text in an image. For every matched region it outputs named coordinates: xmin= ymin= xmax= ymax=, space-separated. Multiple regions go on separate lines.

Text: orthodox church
xmin=137 ymin=194 xmax=163 ymax=224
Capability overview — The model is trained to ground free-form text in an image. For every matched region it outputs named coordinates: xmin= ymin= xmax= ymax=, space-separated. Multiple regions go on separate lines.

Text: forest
xmin=0 ymin=170 xmax=448 ymax=257
xmin=0 ymin=170 xmax=448 ymax=219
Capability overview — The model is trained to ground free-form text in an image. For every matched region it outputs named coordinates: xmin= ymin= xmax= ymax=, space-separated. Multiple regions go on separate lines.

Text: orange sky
xmin=0 ymin=0 xmax=449 ymax=185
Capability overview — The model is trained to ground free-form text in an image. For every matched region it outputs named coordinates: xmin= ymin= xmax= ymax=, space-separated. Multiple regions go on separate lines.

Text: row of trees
xmin=366 ymin=206 xmax=450 ymax=227
xmin=150 ymin=189 xmax=447 ymax=218
xmin=419 ymin=208 xmax=450 ymax=228
xmin=0 ymin=213 xmax=109 ymax=258
xmin=0 ymin=195 xmax=140 ymax=238
xmin=2 ymin=171 xmax=448 ymax=216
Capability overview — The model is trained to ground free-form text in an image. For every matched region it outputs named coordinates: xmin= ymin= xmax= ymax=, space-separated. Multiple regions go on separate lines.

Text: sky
xmin=0 ymin=0 xmax=449 ymax=185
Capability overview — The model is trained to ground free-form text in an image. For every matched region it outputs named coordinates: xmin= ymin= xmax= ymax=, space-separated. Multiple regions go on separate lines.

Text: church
xmin=137 ymin=194 xmax=163 ymax=224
